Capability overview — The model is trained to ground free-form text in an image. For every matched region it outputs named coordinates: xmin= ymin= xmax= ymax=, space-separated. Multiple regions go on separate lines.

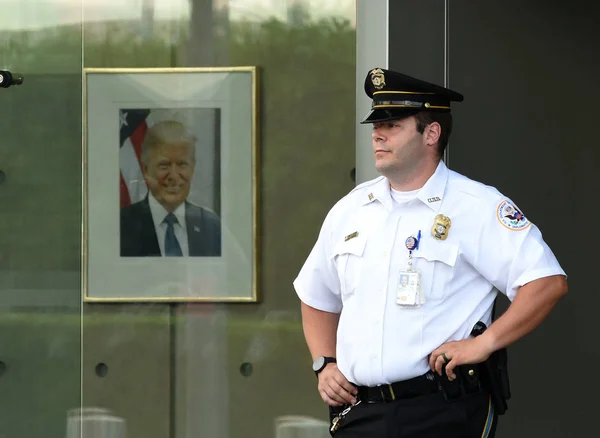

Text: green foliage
xmin=0 ymin=13 xmax=356 ymax=438
xmin=0 ymin=14 xmax=356 ymax=268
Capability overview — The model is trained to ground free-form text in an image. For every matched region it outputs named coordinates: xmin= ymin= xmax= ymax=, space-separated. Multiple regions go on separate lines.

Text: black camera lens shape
xmin=0 ymin=71 xmax=24 ymax=88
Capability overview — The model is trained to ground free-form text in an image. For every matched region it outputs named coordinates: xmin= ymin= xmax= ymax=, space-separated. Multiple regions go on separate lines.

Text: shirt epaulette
xmin=348 ymin=175 xmax=386 ymax=195
xmin=449 ymin=171 xmax=499 ymax=203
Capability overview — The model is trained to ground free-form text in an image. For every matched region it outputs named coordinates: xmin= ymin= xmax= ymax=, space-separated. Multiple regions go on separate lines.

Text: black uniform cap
xmin=360 ymin=68 xmax=464 ymax=124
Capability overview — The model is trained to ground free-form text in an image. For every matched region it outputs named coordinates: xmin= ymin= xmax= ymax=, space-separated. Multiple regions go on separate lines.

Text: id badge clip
xmin=396 ymin=231 xmax=424 ymax=307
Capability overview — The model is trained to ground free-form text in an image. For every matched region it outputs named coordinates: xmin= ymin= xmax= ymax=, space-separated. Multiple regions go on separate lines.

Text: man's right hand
xmin=317 ymin=363 xmax=358 ymax=406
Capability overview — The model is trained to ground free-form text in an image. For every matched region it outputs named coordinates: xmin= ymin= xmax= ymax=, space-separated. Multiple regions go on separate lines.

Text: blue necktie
xmin=164 ymin=213 xmax=183 ymax=257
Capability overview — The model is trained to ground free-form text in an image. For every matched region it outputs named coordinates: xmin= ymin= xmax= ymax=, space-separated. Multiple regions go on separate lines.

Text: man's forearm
xmin=301 ymin=302 xmax=340 ymax=360
xmin=481 ymin=275 xmax=568 ymax=353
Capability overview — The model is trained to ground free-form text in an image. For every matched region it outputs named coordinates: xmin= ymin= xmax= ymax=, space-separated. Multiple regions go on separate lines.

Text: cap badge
xmin=370 ymin=68 xmax=386 ymax=90
xmin=431 ymin=214 xmax=451 ymax=240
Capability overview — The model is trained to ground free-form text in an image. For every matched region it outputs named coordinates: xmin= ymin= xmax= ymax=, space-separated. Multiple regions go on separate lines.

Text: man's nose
xmin=166 ymin=164 xmax=180 ymax=178
xmin=372 ymin=129 xmax=384 ymax=141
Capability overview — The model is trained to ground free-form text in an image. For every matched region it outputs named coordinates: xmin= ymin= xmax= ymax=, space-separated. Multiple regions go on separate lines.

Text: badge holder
xmin=396 ymin=231 xmax=424 ymax=307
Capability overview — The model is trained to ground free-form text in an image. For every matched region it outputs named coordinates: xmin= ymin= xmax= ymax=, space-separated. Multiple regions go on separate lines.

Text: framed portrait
xmin=82 ymin=67 xmax=260 ymax=302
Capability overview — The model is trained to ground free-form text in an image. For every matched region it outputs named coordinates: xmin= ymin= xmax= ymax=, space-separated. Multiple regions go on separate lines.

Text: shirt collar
xmin=361 ymin=176 xmax=394 ymax=211
xmin=148 ymin=192 xmax=187 ymax=228
xmin=415 ymin=160 xmax=449 ymax=212
xmin=361 ymin=161 xmax=449 ymax=212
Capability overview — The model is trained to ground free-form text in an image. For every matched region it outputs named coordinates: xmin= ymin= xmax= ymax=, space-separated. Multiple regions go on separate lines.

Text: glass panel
xmin=2 ymin=0 xmax=356 ymax=437
xmin=0 ymin=1 xmax=83 ymax=437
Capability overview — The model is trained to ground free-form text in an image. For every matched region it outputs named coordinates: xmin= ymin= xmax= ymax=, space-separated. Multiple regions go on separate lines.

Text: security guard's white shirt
xmin=293 ymin=161 xmax=565 ymax=386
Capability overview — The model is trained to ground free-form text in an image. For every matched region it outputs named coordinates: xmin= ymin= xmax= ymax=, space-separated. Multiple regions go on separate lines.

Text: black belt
xmin=356 ymin=372 xmax=439 ymax=403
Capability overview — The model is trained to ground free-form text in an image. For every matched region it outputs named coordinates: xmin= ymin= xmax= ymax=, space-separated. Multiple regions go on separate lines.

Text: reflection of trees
xmin=287 ymin=1 xmax=311 ymax=26
xmin=140 ymin=0 xmax=155 ymax=41
xmin=2 ymin=9 xmax=355 ymax=297
xmin=187 ymin=0 xmax=217 ymax=66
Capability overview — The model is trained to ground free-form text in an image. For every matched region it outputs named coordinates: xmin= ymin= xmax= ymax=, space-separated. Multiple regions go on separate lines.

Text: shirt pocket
xmin=332 ymin=235 xmax=367 ymax=300
xmin=412 ymin=242 xmax=459 ymax=302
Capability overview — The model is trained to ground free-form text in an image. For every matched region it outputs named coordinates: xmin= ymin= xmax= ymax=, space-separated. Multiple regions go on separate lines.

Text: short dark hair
xmin=414 ymin=111 xmax=453 ymax=158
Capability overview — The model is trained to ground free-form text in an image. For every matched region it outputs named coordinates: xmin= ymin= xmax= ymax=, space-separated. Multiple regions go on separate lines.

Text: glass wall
xmin=0 ymin=1 xmax=83 ymax=437
xmin=0 ymin=1 xmax=356 ymax=437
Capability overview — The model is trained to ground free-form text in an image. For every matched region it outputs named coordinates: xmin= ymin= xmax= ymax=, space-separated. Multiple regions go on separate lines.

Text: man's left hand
xmin=429 ymin=337 xmax=494 ymax=380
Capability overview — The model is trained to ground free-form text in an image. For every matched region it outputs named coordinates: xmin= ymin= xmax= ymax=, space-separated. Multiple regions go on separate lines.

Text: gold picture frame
xmin=82 ymin=67 xmax=260 ymax=302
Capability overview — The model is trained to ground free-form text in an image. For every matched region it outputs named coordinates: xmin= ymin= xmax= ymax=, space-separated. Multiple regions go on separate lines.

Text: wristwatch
xmin=312 ymin=356 xmax=336 ymax=375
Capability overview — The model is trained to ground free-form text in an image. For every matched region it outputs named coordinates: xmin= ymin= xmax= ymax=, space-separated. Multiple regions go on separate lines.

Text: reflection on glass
xmin=66 ymin=407 xmax=127 ymax=438
xmin=0 ymin=2 xmax=84 ymax=438
xmin=1 ymin=0 xmax=356 ymax=437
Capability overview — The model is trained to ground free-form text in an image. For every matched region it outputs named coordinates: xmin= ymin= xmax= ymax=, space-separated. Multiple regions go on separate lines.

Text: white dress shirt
xmin=148 ymin=193 xmax=190 ymax=257
xmin=293 ymin=161 xmax=565 ymax=386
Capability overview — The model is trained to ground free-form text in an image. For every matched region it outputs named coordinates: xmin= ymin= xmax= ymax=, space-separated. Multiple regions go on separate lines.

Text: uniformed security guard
xmin=293 ymin=68 xmax=568 ymax=438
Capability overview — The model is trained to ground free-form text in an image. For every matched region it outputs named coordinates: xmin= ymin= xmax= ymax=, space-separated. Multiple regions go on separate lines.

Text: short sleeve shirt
xmin=293 ymin=161 xmax=565 ymax=386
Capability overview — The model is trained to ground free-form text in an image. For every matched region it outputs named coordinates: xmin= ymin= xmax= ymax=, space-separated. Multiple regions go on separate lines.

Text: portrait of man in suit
xmin=120 ymin=120 xmax=222 ymax=257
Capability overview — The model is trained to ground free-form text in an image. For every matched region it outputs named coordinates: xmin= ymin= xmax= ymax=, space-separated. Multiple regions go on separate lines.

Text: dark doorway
xmin=390 ymin=1 xmax=599 ymax=436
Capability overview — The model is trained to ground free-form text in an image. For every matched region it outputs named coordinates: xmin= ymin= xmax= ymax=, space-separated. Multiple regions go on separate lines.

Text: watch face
xmin=312 ymin=356 xmax=325 ymax=372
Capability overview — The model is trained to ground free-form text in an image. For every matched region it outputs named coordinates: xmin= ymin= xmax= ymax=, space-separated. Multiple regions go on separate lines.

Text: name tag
xmin=344 ymin=231 xmax=359 ymax=241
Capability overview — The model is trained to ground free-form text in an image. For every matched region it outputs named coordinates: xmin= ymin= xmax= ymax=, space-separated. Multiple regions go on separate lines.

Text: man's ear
xmin=424 ymin=122 xmax=441 ymax=146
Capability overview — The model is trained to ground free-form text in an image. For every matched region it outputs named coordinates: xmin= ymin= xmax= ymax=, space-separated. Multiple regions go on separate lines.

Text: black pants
xmin=330 ymin=389 xmax=497 ymax=438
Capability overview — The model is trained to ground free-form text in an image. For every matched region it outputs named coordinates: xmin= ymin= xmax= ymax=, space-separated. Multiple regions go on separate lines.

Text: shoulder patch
xmin=496 ymin=200 xmax=531 ymax=231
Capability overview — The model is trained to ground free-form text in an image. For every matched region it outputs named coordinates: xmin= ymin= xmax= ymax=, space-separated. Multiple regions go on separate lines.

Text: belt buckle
xmin=378 ymin=384 xmax=396 ymax=402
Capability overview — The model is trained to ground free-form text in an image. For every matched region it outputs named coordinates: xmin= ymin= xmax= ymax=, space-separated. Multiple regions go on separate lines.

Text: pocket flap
xmin=413 ymin=243 xmax=459 ymax=267
xmin=332 ymin=235 xmax=367 ymax=258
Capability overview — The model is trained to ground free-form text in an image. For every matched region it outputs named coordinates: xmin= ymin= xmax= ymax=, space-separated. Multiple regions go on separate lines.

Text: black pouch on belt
xmin=471 ymin=321 xmax=511 ymax=415
xmin=436 ymin=364 xmax=462 ymax=401
xmin=457 ymin=364 xmax=482 ymax=395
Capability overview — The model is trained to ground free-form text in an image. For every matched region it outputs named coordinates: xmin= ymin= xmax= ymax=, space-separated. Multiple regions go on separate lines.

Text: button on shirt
xmin=293 ymin=161 xmax=565 ymax=387
xmin=148 ymin=193 xmax=190 ymax=257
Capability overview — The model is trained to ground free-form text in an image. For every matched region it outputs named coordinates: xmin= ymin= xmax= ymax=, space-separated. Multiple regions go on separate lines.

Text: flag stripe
xmin=120 ymin=137 xmax=148 ymax=204
xmin=120 ymin=173 xmax=131 ymax=208
xmin=129 ymin=121 xmax=147 ymax=164
xmin=120 ymin=108 xmax=151 ymax=207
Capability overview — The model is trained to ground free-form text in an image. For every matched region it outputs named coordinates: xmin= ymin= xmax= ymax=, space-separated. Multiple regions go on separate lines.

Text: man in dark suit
xmin=120 ymin=120 xmax=221 ymax=257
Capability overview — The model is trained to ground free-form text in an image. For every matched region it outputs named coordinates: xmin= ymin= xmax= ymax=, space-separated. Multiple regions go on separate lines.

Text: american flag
xmin=119 ymin=108 xmax=152 ymax=208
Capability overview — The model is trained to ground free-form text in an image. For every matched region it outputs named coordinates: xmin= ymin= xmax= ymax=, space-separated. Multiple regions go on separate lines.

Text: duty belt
xmin=355 ymin=372 xmax=439 ymax=403
xmin=355 ymin=364 xmax=483 ymax=403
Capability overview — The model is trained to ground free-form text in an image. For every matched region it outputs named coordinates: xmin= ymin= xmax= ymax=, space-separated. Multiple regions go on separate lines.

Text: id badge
xmin=396 ymin=270 xmax=421 ymax=306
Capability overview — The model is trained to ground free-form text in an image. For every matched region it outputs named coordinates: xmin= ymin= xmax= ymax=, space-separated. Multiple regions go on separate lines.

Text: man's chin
xmin=159 ymin=195 xmax=187 ymax=212
xmin=374 ymin=162 xmax=393 ymax=175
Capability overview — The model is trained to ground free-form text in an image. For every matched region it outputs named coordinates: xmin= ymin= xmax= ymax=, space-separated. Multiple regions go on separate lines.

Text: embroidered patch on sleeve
xmin=497 ymin=200 xmax=531 ymax=231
